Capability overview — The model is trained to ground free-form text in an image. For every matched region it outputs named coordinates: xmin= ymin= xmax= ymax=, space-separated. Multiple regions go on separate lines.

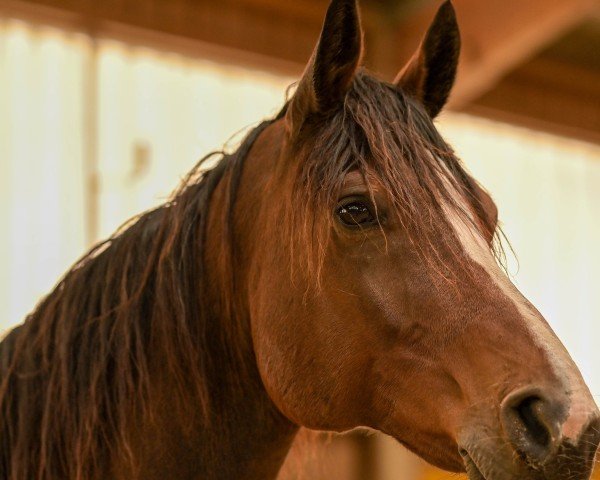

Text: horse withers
xmin=0 ymin=1 xmax=598 ymax=479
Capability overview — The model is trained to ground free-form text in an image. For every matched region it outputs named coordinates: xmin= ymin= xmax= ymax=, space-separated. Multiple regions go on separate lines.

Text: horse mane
xmin=0 ymin=70 xmax=499 ymax=480
xmin=0 ymin=108 xmax=286 ymax=480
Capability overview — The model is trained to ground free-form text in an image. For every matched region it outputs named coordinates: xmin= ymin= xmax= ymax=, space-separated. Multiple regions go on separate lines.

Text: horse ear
xmin=394 ymin=0 xmax=460 ymax=118
xmin=286 ymin=0 xmax=363 ymax=134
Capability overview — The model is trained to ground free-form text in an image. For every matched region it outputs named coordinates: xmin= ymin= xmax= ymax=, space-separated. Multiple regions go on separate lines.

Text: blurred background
xmin=0 ymin=0 xmax=598 ymax=478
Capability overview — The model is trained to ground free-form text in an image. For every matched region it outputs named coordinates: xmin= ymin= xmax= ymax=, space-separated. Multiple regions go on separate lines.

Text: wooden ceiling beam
xmin=1 ymin=0 xmax=597 ymax=116
xmin=376 ymin=0 xmax=598 ymax=108
xmin=453 ymin=0 xmax=598 ymax=107
xmin=464 ymin=57 xmax=600 ymax=145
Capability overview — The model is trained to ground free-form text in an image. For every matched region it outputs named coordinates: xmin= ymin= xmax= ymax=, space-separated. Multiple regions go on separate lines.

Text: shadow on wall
xmin=279 ymin=431 xmax=374 ymax=480
xmin=279 ymin=431 xmax=600 ymax=480
xmin=277 ymin=431 xmax=468 ymax=480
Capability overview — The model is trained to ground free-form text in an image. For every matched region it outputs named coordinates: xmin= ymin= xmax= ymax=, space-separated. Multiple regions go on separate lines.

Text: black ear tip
xmin=441 ymin=0 xmax=455 ymax=11
xmin=324 ymin=0 xmax=360 ymax=30
xmin=429 ymin=0 xmax=460 ymax=46
xmin=437 ymin=0 xmax=458 ymax=24
xmin=328 ymin=0 xmax=359 ymax=13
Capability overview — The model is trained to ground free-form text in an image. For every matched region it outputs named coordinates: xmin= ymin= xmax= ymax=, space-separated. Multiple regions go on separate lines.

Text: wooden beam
xmin=0 ymin=0 xmax=399 ymax=76
xmin=0 ymin=0 xmax=319 ymax=73
xmin=1 ymin=0 xmax=597 ymax=119
xmin=464 ymin=57 xmax=600 ymax=145
xmin=0 ymin=0 xmax=307 ymax=77
xmin=377 ymin=0 xmax=599 ymax=108
xmin=453 ymin=0 xmax=598 ymax=107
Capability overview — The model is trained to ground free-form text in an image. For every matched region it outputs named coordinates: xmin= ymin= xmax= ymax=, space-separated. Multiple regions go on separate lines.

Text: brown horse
xmin=0 ymin=1 xmax=598 ymax=479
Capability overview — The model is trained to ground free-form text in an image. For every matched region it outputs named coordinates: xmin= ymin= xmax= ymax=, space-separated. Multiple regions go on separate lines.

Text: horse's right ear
xmin=286 ymin=0 xmax=363 ymax=135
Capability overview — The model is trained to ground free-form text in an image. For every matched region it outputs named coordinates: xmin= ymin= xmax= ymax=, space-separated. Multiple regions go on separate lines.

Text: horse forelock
xmin=286 ymin=70 xmax=503 ymax=284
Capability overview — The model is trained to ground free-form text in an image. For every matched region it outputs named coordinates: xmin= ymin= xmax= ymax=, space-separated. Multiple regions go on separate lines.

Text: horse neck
xmin=127 ymin=367 xmax=297 ymax=480
xmin=127 ymin=137 xmax=298 ymax=480
xmin=204 ymin=156 xmax=299 ymax=479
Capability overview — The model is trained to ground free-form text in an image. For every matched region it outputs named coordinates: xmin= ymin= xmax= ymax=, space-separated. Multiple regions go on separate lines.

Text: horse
xmin=0 ymin=0 xmax=598 ymax=479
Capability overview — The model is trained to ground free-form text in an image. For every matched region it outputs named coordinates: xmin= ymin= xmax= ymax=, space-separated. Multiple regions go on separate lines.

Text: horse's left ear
xmin=286 ymin=0 xmax=363 ymax=134
xmin=394 ymin=0 xmax=461 ymax=118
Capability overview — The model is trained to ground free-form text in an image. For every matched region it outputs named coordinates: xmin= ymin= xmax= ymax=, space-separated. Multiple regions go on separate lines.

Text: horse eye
xmin=336 ymin=199 xmax=377 ymax=228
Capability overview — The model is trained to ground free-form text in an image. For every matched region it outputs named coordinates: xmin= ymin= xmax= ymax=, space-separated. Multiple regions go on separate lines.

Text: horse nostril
xmin=501 ymin=388 xmax=564 ymax=465
xmin=515 ymin=397 xmax=551 ymax=449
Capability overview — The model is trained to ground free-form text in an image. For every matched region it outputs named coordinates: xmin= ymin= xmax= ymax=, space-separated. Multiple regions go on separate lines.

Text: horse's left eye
xmin=337 ymin=199 xmax=377 ymax=228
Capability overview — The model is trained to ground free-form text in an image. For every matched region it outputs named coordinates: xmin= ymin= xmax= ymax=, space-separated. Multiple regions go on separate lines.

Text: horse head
xmin=237 ymin=1 xmax=600 ymax=478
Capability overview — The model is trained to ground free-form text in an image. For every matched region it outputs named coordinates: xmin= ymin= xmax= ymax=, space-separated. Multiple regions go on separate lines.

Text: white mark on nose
xmin=441 ymin=185 xmax=597 ymax=427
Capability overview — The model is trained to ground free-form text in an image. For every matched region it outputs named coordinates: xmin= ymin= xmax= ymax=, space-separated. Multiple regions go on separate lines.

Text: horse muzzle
xmin=458 ymin=385 xmax=600 ymax=480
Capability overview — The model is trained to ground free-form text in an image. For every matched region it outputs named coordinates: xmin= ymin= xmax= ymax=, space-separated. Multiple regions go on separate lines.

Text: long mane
xmin=0 ymin=110 xmax=284 ymax=480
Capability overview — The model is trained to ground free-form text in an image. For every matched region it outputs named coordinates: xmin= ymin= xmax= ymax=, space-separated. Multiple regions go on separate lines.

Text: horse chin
xmin=461 ymin=452 xmax=486 ymax=480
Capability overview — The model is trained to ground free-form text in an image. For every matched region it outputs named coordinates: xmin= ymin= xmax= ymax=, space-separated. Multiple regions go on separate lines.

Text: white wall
xmin=95 ymin=40 xmax=292 ymax=239
xmin=0 ymin=20 xmax=88 ymax=333
xmin=0 ymin=19 xmax=292 ymax=334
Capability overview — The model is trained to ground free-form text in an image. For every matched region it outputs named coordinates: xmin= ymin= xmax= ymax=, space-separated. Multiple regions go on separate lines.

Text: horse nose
xmin=500 ymin=386 xmax=600 ymax=465
xmin=501 ymin=388 xmax=563 ymax=463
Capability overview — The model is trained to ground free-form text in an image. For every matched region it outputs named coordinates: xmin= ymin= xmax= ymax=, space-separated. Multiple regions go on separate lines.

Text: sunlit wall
xmin=96 ymin=39 xmax=293 ymax=239
xmin=0 ymin=18 xmax=293 ymax=334
xmin=0 ymin=19 xmax=89 ymax=332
